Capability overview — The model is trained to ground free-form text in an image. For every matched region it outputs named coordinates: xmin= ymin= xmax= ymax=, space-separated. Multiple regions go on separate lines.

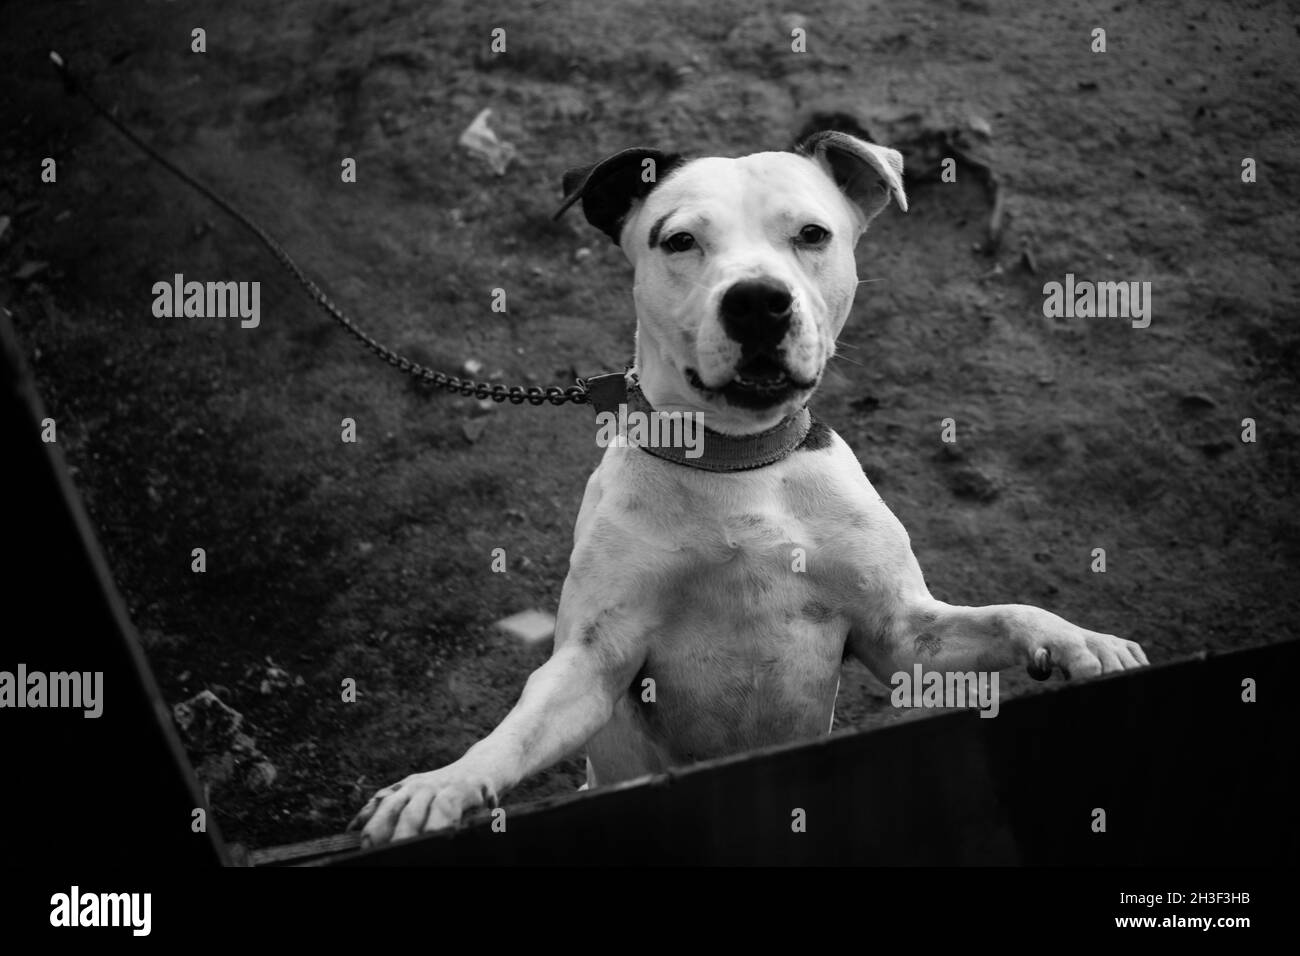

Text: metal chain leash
xmin=48 ymin=51 xmax=591 ymax=407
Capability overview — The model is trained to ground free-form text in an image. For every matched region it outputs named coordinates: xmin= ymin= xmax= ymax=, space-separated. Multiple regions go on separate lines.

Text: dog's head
xmin=555 ymin=132 xmax=906 ymax=433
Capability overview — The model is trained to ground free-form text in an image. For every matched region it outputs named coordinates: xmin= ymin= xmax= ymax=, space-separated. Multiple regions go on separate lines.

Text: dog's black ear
xmin=796 ymin=131 xmax=907 ymax=229
xmin=553 ymin=147 xmax=684 ymax=245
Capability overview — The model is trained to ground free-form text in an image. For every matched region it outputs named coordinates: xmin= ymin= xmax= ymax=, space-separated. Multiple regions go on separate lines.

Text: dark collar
xmin=585 ymin=371 xmax=812 ymax=473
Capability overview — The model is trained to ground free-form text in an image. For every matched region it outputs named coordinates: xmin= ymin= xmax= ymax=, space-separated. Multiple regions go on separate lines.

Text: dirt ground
xmin=3 ymin=0 xmax=1298 ymax=851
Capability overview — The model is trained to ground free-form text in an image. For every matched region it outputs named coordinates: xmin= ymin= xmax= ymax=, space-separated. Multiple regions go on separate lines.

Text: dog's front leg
xmin=351 ymin=604 xmax=645 ymax=846
xmin=851 ymin=597 xmax=1148 ymax=683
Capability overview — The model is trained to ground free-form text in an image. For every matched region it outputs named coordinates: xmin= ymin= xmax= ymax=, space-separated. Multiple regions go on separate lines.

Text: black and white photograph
xmin=2 ymin=0 xmax=1296 ymax=937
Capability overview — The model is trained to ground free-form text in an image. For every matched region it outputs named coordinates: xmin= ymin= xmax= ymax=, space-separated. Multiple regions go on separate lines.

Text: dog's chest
xmin=588 ymin=448 xmax=871 ymax=751
xmin=590 ymin=441 xmax=881 ymax=634
xmin=655 ymin=508 xmax=846 ymax=753
xmin=647 ymin=483 xmax=846 ymax=655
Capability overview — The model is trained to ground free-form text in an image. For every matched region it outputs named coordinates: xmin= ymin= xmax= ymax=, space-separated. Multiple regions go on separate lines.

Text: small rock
xmin=457 ymin=108 xmax=517 ymax=176
xmin=245 ymin=760 xmax=278 ymax=791
xmin=13 ymin=260 xmax=48 ymax=280
xmin=173 ymin=689 xmax=274 ymax=796
xmin=574 ymin=247 xmax=592 ymax=261
xmin=259 ymin=665 xmax=292 ymax=695
xmin=173 ymin=690 xmax=244 ymax=748
xmin=462 ymin=358 xmax=484 ymax=377
xmin=462 ymin=419 xmax=487 ymax=443
xmin=948 ymin=465 xmax=1000 ymax=502
xmin=0 ymin=215 xmax=10 ymax=241
xmin=495 ymin=609 xmax=556 ymax=645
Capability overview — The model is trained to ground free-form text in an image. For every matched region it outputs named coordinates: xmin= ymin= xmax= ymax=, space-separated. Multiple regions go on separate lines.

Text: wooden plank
xmin=1 ymin=312 xmax=227 ymax=867
xmin=247 ymin=639 xmax=1298 ymax=866
xmin=248 ymin=833 xmax=362 ymax=867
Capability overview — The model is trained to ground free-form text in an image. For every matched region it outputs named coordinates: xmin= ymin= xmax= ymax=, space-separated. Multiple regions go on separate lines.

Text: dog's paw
xmin=348 ymin=766 xmax=497 ymax=848
xmin=1027 ymin=628 xmax=1148 ymax=681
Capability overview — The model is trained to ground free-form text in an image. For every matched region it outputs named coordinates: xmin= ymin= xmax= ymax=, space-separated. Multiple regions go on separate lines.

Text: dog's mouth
xmin=687 ymin=357 xmax=817 ymax=409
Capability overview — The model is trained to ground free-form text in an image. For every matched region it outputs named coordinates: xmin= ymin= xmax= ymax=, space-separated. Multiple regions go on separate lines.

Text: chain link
xmin=51 ymin=51 xmax=591 ymax=407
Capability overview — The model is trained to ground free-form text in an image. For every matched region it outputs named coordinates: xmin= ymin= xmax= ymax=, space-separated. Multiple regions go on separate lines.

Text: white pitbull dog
xmin=353 ymin=132 xmax=1148 ymax=846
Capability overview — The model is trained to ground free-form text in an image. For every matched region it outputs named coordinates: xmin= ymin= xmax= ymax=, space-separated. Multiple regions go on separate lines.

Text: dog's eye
xmin=797 ymin=224 xmax=830 ymax=245
xmin=663 ymin=232 xmax=696 ymax=253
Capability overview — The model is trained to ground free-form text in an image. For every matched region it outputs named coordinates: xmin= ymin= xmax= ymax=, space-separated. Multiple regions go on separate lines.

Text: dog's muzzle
xmin=691 ymin=277 xmax=816 ymax=409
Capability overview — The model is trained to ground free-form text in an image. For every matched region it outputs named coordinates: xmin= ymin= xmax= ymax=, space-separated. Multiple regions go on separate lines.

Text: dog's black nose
xmin=720 ymin=278 xmax=793 ymax=348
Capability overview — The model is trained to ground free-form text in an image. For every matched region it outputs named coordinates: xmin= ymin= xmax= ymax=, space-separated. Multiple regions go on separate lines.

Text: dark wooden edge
xmin=2 ymin=309 xmax=229 ymax=865
xmin=245 ymin=640 xmax=1294 ymax=866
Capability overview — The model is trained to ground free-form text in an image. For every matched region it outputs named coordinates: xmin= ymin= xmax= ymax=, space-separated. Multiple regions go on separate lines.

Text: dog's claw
xmin=1028 ymin=647 xmax=1052 ymax=681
